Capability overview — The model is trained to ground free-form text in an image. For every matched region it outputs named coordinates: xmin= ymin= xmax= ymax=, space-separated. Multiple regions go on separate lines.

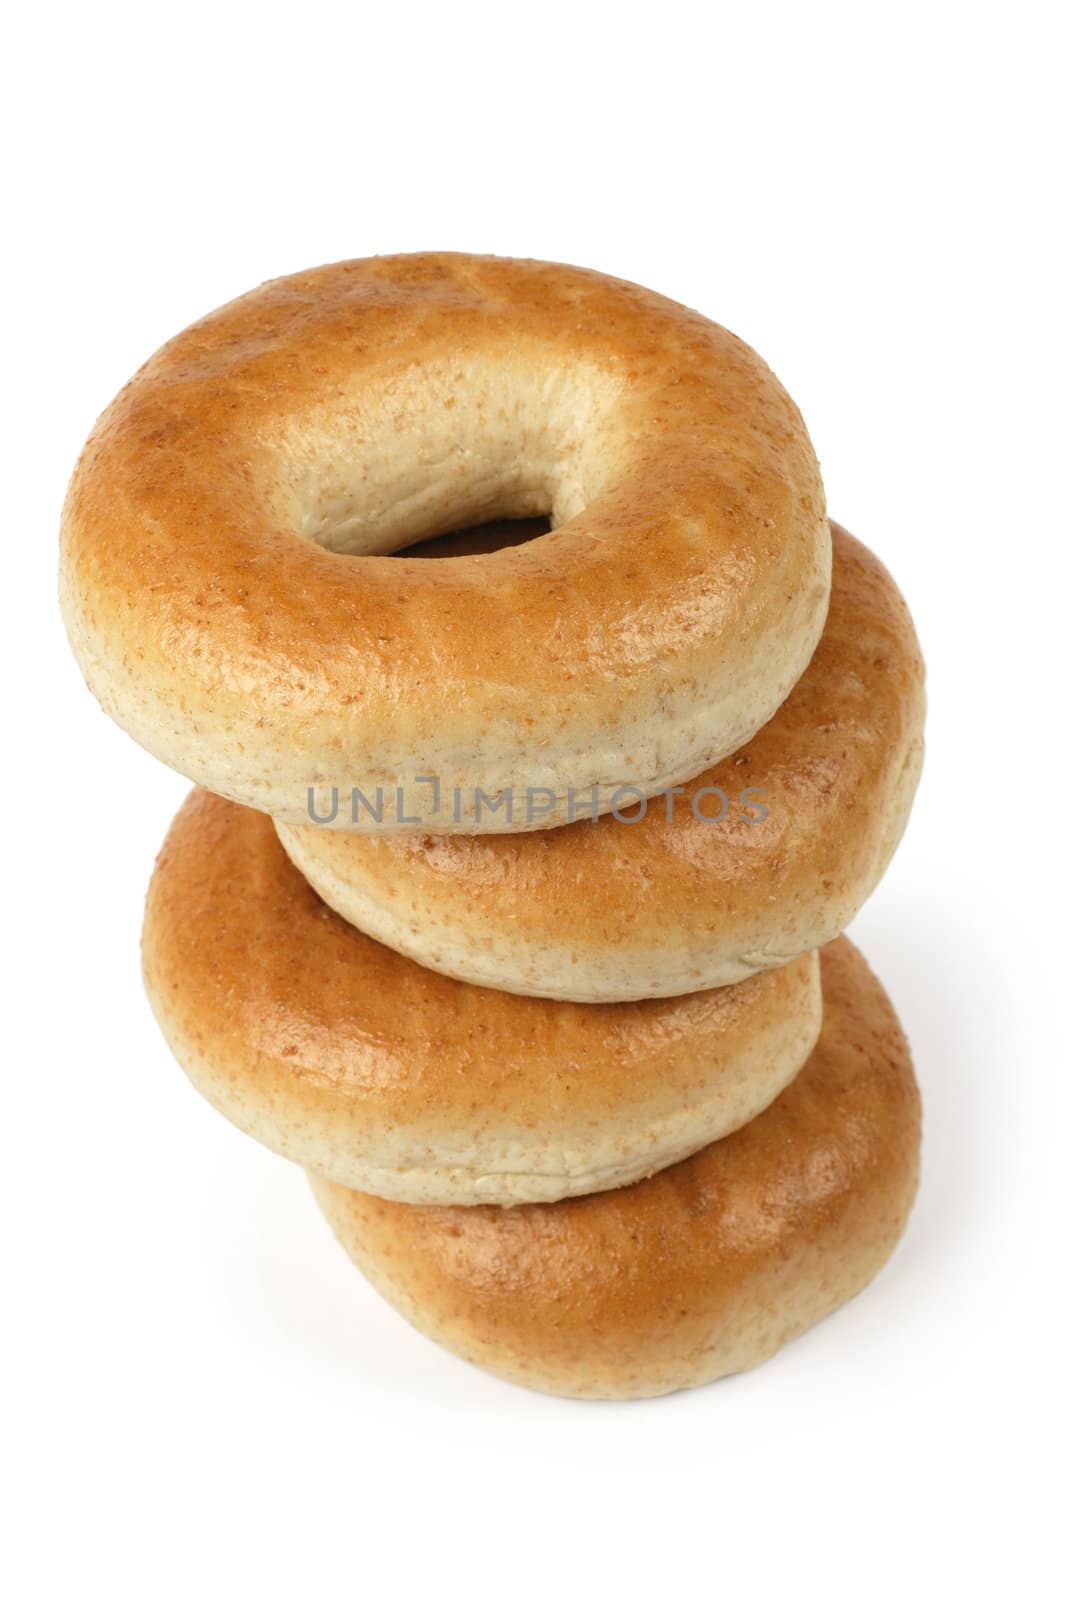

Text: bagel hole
xmin=393 ymin=516 xmax=552 ymax=559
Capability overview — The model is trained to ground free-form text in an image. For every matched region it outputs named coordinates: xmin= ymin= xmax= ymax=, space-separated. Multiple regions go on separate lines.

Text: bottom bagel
xmin=311 ymin=937 xmax=921 ymax=1400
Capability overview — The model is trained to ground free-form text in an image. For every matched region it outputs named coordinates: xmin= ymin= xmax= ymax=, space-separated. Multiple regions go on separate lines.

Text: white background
xmin=6 ymin=3 xmax=1063 ymax=1596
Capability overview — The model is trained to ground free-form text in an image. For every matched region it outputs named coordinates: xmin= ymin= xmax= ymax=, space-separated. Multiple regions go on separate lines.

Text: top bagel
xmin=59 ymin=253 xmax=830 ymax=831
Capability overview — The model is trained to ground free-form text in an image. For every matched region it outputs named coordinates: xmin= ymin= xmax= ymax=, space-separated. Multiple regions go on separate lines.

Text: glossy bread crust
xmin=312 ymin=937 xmax=921 ymax=1399
xmin=61 ymin=253 xmax=829 ymax=830
xmin=278 ymin=524 xmax=925 ymax=997
xmin=142 ymin=790 xmax=822 ymax=1204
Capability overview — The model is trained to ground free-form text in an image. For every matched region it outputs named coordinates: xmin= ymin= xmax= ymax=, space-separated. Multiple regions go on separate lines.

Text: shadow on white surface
xmin=851 ymin=880 xmax=1017 ymax=1262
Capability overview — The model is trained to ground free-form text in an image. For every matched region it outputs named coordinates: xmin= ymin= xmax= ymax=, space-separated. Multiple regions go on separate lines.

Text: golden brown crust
xmin=61 ymin=253 xmax=829 ymax=830
xmin=312 ymin=938 xmax=921 ymax=1399
xmin=278 ymin=524 xmax=925 ymax=998
xmin=142 ymin=791 xmax=822 ymax=1204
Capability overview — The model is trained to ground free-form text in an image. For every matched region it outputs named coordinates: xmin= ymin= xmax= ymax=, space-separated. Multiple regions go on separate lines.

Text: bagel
xmin=141 ymin=790 xmax=822 ymax=1205
xmin=61 ymin=252 xmax=830 ymax=832
xmin=277 ymin=523 xmax=925 ymax=999
xmin=311 ymin=936 xmax=921 ymax=1400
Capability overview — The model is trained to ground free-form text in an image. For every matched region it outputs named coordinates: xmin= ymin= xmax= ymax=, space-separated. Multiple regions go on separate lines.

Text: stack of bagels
xmin=60 ymin=253 xmax=925 ymax=1400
